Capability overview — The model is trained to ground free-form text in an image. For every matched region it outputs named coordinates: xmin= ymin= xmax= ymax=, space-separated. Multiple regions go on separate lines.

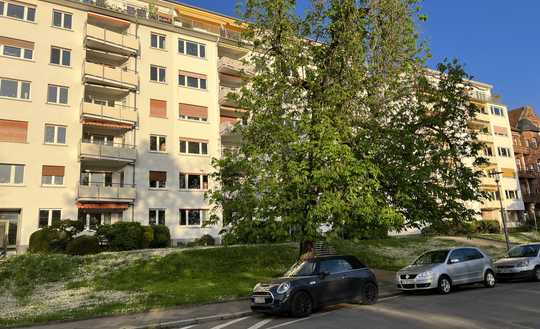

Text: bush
xmin=421 ymin=220 xmax=476 ymax=236
xmin=28 ymin=228 xmax=71 ymax=254
xmin=150 ymin=225 xmax=171 ymax=248
xmin=196 ymin=234 xmax=215 ymax=246
xmin=142 ymin=226 xmax=154 ymax=249
xmin=66 ymin=235 xmax=100 ymax=255
xmin=476 ymin=220 xmax=501 ymax=234
xmin=96 ymin=222 xmax=144 ymax=251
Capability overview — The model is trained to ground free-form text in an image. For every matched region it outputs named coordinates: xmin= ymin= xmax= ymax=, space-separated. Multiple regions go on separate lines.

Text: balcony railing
xmin=74 ymin=0 xmax=174 ymax=25
xmin=480 ymin=199 xmax=501 ymax=210
xmin=86 ymin=24 xmax=139 ymax=55
xmin=78 ymin=182 xmax=136 ymax=201
xmin=477 ymin=133 xmax=493 ymax=143
xmin=80 ymin=140 xmax=136 ymax=162
xmin=218 ymin=57 xmax=254 ymax=76
xmin=469 ymin=92 xmax=503 ymax=105
xmin=81 ymin=102 xmax=137 ymax=124
xmin=219 ymin=86 xmax=241 ymax=107
xmin=84 ymin=62 xmax=138 ymax=90
xmin=480 ymin=176 xmax=497 ymax=186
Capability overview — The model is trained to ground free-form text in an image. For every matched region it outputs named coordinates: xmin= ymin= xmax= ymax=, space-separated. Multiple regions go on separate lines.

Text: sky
xmin=178 ymin=0 xmax=540 ymax=111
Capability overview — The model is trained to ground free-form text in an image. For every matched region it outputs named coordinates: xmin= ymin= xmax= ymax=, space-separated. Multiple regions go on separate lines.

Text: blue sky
xmin=178 ymin=0 xmax=539 ymax=111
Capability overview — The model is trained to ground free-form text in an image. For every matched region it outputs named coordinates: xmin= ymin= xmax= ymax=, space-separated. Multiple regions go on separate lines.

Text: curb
xmin=126 ymin=311 xmax=254 ymax=329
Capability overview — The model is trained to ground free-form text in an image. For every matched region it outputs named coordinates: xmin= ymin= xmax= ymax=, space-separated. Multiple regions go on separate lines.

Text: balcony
xmin=74 ymin=0 xmax=175 ymax=26
xmin=86 ymin=24 xmax=139 ymax=56
xmin=514 ymin=145 xmax=530 ymax=154
xmin=81 ymin=102 xmax=137 ymax=124
xmin=477 ymin=133 xmax=494 ymax=143
xmin=78 ymin=182 xmax=136 ymax=202
xmin=480 ymin=176 xmax=497 ymax=187
xmin=80 ymin=141 xmax=136 ymax=163
xmin=84 ymin=62 xmax=138 ymax=91
xmin=218 ymin=57 xmax=254 ymax=76
xmin=219 ymin=87 xmax=241 ymax=107
xmin=469 ymin=92 xmax=503 ymax=105
xmin=480 ymin=199 xmax=501 ymax=210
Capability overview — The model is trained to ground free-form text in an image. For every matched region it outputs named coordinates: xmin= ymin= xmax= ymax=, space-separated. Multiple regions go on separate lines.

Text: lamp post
xmin=490 ymin=171 xmax=511 ymax=251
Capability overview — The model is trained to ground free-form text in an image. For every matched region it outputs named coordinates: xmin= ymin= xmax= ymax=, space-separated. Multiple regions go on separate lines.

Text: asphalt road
xmin=181 ymin=281 xmax=540 ymax=329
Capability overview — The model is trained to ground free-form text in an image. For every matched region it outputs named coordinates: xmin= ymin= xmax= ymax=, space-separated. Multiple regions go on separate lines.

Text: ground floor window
xmin=0 ymin=210 xmax=19 ymax=247
xmin=149 ymin=209 xmax=165 ymax=225
xmin=38 ymin=209 xmax=61 ymax=228
xmin=179 ymin=209 xmax=206 ymax=226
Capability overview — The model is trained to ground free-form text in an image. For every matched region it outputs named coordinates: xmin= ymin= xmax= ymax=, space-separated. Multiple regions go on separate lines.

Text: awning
xmin=77 ymin=202 xmax=129 ymax=209
xmin=81 ymin=119 xmax=133 ymax=129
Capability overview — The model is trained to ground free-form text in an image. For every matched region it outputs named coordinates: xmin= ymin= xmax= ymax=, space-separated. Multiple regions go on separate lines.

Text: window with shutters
xmin=178 ymin=103 xmax=208 ymax=122
xmin=41 ymin=165 xmax=65 ymax=186
xmin=0 ymin=119 xmax=28 ymax=143
xmin=0 ymin=78 xmax=30 ymax=100
xmin=149 ymin=171 xmax=166 ymax=189
xmin=38 ymin=209 xmax=61 ymax=228
xmin=150 ymin=99 xmax=167 ymax=118
xmin=0 ymin=37 xmax=33 ymax=60
xmin=178 ymin=70 xmax=207 ymax=90
xmin=0 ymin=163 xmax=24 ymax=184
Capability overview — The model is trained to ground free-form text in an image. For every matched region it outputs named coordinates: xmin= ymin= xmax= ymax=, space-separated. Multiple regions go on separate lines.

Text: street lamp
xmin=490 ymin=170 xmax=511 ymax=251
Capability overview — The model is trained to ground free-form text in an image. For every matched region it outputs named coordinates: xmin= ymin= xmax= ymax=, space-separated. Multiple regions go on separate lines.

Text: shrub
xmin=421 ymin=220 xmax=476 ymax=236
xmin=150 ymin=225 xmax=171 ymax=248
xmin=476 ymin=220 xmax=501 ymax=234
xmin=66 ymin=235 xmax=100 ymax=255
xmin=96 ymin=222 xmax=144 ymax=251
xmin=28 ymin=228 xmax=71 ymax=254
xmin=196 ymin=234 xmax=216 ymax=246
xmin=142 ymin=226 xmax=154 ymax=249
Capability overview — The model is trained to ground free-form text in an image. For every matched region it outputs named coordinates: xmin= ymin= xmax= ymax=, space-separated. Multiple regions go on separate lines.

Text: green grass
xmin=475 ymin=231 xmax=540 ymax=245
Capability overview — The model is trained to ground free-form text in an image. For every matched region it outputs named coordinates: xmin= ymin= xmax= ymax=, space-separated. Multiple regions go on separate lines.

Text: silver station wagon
xmin=396 ymin=247 xmax=496 ymax=294
xmin=494 ymin=243 xmax=540 ymax=281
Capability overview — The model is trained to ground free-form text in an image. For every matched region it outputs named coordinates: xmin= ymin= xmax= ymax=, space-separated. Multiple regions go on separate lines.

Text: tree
xmin=207 ymin=0 xmax=485 ymax=243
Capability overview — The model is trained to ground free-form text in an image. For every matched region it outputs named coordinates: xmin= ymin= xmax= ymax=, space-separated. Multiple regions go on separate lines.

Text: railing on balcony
xmin=218 ymin=57 xmax=254 ymax=76
xmin=518 ymin=169 xmax=540 ymax=178
xmin=74 ymin=0 xmax=174 ymax=25
xmin=84 ymin=61 xmax=139 ymax=90
xmin=86 ymin=23 xmax=139 ymax=54
xmin=477 ymin=133 xmax=493 ymax=143
xmin=81 ymin=101 xmax=137 ymax=124
xmin=219 ymin=86 xmax=241 ymax=106
xmin=469 ymin=92 xmax=503 ymax=105
xmin=78 ymin=181 xmax=136 ymax=201
xmin=480 ymin=176 xmax=497 ymax=186
xmin=80 ymin=140 xmax=137 ymax=162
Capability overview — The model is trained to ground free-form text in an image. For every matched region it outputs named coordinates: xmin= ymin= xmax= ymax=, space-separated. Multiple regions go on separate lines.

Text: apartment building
xmin=467 ymin=82 xmax=525 ymax=227
xmin=0 ymin=0 xmax=248 ymax=253
xmin=509 ymin=105 xmax=540 ymax=224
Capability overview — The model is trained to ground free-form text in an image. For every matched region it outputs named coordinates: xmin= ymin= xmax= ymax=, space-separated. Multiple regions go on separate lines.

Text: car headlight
xmin=416 ymin=271 xmax=433 ymax=279
xmin=516 ymin=260 xmax=529 ymax=268
xmin=276 ymin=282 xmax=291 ymax=294
xmin=253 ymin=283 xmax=261 ymax=292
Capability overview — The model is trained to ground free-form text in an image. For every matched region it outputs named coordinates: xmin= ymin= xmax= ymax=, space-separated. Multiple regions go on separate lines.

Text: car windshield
xmin=507 ymin=245 xmax=540 ymax=258
xmin=413 ymin=250 xmax=450 ymax=265
xmin=283 ymin=261 xmax=316 ymax=277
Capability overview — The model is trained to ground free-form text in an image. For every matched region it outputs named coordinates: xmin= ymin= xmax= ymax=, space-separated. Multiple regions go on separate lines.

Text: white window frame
xmin=50 ymin=46 xmax=71 ymax=66
xmin=52 ymin=9 xmax=72 ymax=29
xmin=47 ymin=84 xmax=69 ymax=105
xmin=44 ymin=124 xmax=67 ymax=145
xmin=38 ymin=208 xmax=61 ymax=228
xmin=178 ymin=74 xmax=207 ymax=90
xmin=149 ymin=208 xmax=166 ymax=225
xmin=497 ymin=147 xmax=511 ymax=157
xmin=0 ymin=1 xmax=36 ymax=22
xmin=149 ymin=171 xmax=167 ymax=189
xmin=0 ymin=44 xmax=33 ymax=60
xmin=179 ymin=139 xmax=208 ymax=155
xmin=149 ymin=135 xmax=167 ymax=153
xmin=0 ymin=77 xmax=30 ymax=100
xmin=178 ymin=39 xmax=206 ymax=58
xmin=41 ymin=173 xmax=64 ymax=186
xmin=179 ymin=173 xmax=208 ymax=190
xmin=0 ymin=163 xmax=24 ymax=185
xmin=150 ymin=32 xmax=166 ymax=49
xmin=150 ymin=65 xmax=166 ymax=83
xmin=179 ymin=209 xmax=206 ymax=227
xmin=490 ymin=106 xmax=504 ymax=117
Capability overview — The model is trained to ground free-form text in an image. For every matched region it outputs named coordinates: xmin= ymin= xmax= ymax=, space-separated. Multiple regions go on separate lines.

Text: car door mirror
xmin=449 ymin=258 xmax=460 ymax=264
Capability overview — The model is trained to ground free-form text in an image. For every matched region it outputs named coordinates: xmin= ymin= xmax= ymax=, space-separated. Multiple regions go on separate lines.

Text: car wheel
xmin=289 ymin=291 xmax=313 ymax=317
xmin=484 ymin=270 xmax=496 ymax=288
xmin=437 ymin=276 xmax=452 ymax=295
xmin=361 ymin=282 xmax=379 ymax=305
xmin=534 ymin=267 xmax=540 ymax=282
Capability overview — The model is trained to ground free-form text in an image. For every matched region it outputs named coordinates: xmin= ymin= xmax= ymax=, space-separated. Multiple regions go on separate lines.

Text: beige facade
xmin=0 ymin=0 xmax=247 ymax=252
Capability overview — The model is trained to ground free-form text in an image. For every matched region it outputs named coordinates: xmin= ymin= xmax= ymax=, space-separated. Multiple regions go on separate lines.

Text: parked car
xmin=251 ymin=255 xmax=378 ymax=317
xmin=396 ymin=247 xmax=496 ymax=294
xmin=494 ymin=243 xmax=540 ymax=281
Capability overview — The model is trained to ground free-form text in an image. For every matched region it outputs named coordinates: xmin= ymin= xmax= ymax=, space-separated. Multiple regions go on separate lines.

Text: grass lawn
xmin=0 ymin=234 xmax=518 ymax=327
xmin=475 ymin=231 xmax=540 ymax=245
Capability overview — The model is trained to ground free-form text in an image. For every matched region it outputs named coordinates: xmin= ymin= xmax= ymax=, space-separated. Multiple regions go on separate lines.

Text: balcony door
xmin=0 ymin=210 xmax=19 ymax=249
xmin=83 ymin=133 xmax=114 ymax=146
xmin=81 ymin=171 xmax=113 ymax=187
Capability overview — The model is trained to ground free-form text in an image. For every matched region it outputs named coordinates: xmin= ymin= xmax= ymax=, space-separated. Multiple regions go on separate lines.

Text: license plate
xmin=254 ymin=297 xmax=266 ymax=304
xmin=401 ymin=279 xmax=414 ymax=284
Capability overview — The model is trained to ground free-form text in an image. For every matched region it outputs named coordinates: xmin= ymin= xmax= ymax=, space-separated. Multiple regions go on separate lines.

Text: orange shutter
xmin=493 ymin=126 xmax=508 ymax=135
xmin=501 ymin=168 xmax=515 ymax=178
xmin=0 ymin=119 xmax=28 ymax=143
xmin=88 ymin=12 xmax=130 ymax=28
xmin=179 ymin=103 xmax=208 ymax=119
xmin=0 ymin=36 xmax=34 ymax=49
xmin=179 ymin=137 xmax=208 ymax=143
xmin=150 ymin=99 xmax=167 ymax=118
xmin=178 ymin=70 xmax=207 ymax=80
xmin=42 ymin=165 xmax=65 ymax=176
xmin=149 ymin=171 xmax=167 ymax=181
xmin=220 ymin=116 xmax=239 ymax=124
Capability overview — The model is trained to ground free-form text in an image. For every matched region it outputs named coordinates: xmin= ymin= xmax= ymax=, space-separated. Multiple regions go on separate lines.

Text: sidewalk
xmin=22 ymin=270 xmax=399 ymax=329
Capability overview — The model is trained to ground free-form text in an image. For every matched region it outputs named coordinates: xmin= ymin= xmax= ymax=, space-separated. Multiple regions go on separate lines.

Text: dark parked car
xmin=251 ymin=255 xmax=379 ymax=317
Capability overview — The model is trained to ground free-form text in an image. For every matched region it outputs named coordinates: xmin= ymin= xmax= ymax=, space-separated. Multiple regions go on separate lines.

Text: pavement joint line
xmin=127 ymin=311 xmax=254 ymax=329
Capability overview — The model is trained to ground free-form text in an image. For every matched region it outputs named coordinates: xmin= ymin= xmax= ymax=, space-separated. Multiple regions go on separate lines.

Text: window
xmin=179 ymin=209 xmax=206 ymax=226
xmin=505 ymin=190 xmax=519 ymax=200
xmin=319 ymin=259 xmax=352 ymax=274
xmin=38 ymin=209 xmax=61 ymax=228
xmin=47 ymin=84 xmax=68 ymax=104
xmin=0 ymin=163 xmax=24 ymax=184
xmin=493 ymin=126 xmax=508 ymax=137
xmin=0 ymin=119 xmax=27 ymax=143
xmin=497 ymin=147 xmax=511 ymax=157
xmin=0 ymin=40 xmax=33 ymax=60
xmin=150 ymin=65 xmax=166 ymax=83
xmin=531 ymin=138 xmax=538 ymax=149
xmin=179 ymin=138 xmax=208 ymax=155
xmin=50 ymin=47 xmax=71 ymax=66
xmin=179 ymin=173 xmax=208 ymax=190
xmin=483 ymin=147 xmax=493 ymax=157
xmin=178 ymin=70 xmax=207 ymax=90
xmin=486 ymin=191 xmax=500 ymax=201
xmin=150 ymin=135 xmax=166 ymax=152
xmin=41 ymin=165 xmax=65 ymax=185
xmin=149 ymin=171 xmax=167 ymax=189
xmin=149 ymin=209 xmax=165 ymax=225
xmin=448 ymin=249 xmax=467 ymax=263
xmin=178 ymin=103 xmax=208 ymax=122
xmin=490 ymin=106 xmax=504 ymax=117
xmin=44 ymin=125 xmax=66 ymax=144
xmin=2 ymin=1 xmax=35 ymax=22
xmin=464 ymin=248 xmax=484 ymax=261
xmin=0 ymin=78 xmax=30 ymax=99
xmin=178 ymin=39 xmax=206 ymax=58
xmin=52 ymin=10 xmax=72 ymax=29
xmin=150 ymin=33 xmax=166 ymax=49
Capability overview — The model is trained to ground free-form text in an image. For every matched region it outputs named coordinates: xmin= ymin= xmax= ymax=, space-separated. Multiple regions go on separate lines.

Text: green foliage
xmin=195 ymin=234 xmax=216 ymax=246
xmin=66 ymin=235 xmax=100 ymax=255
xmin=0 ymin=254 xmax=80 ymax=300
xmin=476 ymin=220 xmax=501 ymax=234
xmin=96 ymin=222 xmax=144 ymax=251
xmin=28 ymin=228 xmax=71 ymax=254
xmin=142 ymin=226 xmax=154 ymax=249
xmin=150 ymin=225 xmax=171 ymax=248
